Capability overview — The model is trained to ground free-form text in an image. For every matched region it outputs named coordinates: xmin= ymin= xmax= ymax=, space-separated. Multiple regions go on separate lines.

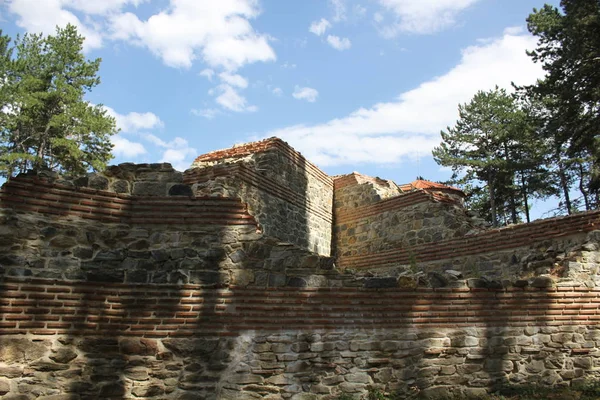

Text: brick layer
xmin=184 ymin=162 xmax=332 ymax=224
xmin=0 ymin=278 xmax=598 ymax=338
xmin=193 ymin=137 xmax=332 ymax=188
xmin=338 ymin=210 xmax=600 ymax=269
xmin=0 ymin=177 xmax=257 ymax=226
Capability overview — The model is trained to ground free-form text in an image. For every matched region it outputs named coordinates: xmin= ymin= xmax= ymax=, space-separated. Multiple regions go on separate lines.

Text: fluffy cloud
xmin=265 ymin=29 xmax=544 ymax=167
xmin=218 ymin=72 xmax=248 ymax=89
xmin=329 ymin=0 xmax=347 ymax=22
xmin=103 ymin=105 xmax=163 ymax=160
xmin=64 ymin=0 xmax=145 ymax=15
xmin=191 ymin=108 xmax=221 ymax=119
xmin=103 ymin=106 xmax=164 ymax=133
xmin=144 ymin=134 xmax=197 ymax=171
xmin=214 ymin=84 xmax=257 ymax=112
xmin=326 ymin=35 xmax=351 ymax=51
xmin=109 ymin=0 xmax=276 ymax=70
xmin=309 ymin=18 xmax=331 ymax=36
xmin=376 ymin=0 xmax=480 ymax=35
xmin=7 ymin=0 xmax=104 ymax=50
xmin=199 ymin=69 xmax=215 ymax=81
xmin=111 ymin=135 xmax=147 ymax=157
xmin=292 ymin=86 xmax=319 ymax=103
xmin=8 ymin=0 xmax=276 ymax=72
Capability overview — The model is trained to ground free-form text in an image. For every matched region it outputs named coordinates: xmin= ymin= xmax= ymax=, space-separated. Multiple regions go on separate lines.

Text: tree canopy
xmin=525 ymin=0 xmax=600 ymax=204
xmin=432 ymin=87 xmax=552 ymax=226
xmin=0 ymin=24 xmax=117 ymax=179
xmin=433 ymin=0 xmax=600 ymax=224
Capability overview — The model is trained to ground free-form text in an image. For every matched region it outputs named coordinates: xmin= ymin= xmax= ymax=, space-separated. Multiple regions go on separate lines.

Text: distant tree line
xmin=433 ymin=0 xmax=600 ymax=226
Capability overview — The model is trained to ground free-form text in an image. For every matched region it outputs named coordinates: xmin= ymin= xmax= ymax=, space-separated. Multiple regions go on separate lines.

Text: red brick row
xmin=192 ymin=137 xmax=332 ymax=188
xmin=185 ymin=162 xmax=333 ymax=223
xmin=1 ymin=278 xmax=598 ymax=337
xmin=0 ymin=177 xmax=258 ymax=227
xmin=338 ymin=210 xmax=600 ymax=269
xmin=335 ymin=190 xmax=435 ymax=224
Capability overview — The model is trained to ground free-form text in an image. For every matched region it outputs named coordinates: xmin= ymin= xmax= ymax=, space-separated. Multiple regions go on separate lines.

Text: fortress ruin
xmin=1 ymin=137 xmax=600 ymax=399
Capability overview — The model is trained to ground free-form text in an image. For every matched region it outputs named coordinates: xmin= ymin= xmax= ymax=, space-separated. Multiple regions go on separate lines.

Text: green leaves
xmin=525 ymin=0 xmax=600 ymax=205
xmin=0 ymin=24 xmax=116 ymax=178
xmin=433 ymin=87 xmax=551 ymax=225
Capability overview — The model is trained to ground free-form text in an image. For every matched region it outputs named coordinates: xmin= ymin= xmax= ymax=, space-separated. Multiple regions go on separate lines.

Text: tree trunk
xmin=489 ymin=171 xmax=497 ymax=226
xmin=520 ymin=172 xmax=531 ymax=223
xmin=555 ymin=143 xmax=572 ymax=214
xmin=509 ymin=191 xmax=518 ymax=224
xmin=578 ymin=162 xmax=590 ymax=210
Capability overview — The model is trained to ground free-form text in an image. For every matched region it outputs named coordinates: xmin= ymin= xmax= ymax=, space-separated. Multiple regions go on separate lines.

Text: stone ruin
xmin=0 ymin=137 xmax=599 ymax=399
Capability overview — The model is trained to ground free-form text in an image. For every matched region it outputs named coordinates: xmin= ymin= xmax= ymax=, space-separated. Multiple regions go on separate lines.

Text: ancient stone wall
xmin=333 ymin=175 xmax=482 ymax=259
xmin=2 ymin=155 xmax=600 ymax=399
xmin=337 ymin=212 xmax=600 ymax=285
xmin=2 ymin=278 xmax=600 ymax=399
xmin=187 ymin=138 xmax=333 ymax=256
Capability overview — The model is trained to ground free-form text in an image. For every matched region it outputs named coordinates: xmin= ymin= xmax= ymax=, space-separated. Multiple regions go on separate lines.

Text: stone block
xmin=0 ymin=339 xmax=48 ymax=363
xmin=133 ymin=181 xmax=167 ymax=196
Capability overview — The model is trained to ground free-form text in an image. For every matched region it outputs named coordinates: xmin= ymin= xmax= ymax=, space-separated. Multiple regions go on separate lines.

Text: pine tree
xmin=525 ymin=0 xmax=600 ymax=207
xmin=0 ymin=24 xmax=117 ymax=178
xmin=433 ymin=87 xmax=551 ymax=225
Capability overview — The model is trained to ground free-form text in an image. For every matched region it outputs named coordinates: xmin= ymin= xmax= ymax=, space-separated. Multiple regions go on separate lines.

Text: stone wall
xmin=2 ymin=278 xmax=600 ymax=399
xmin=337 ymin=211 xmax=600 ymax=285
xmin=187 ymin=138 xmax=333 ymax=256
xmin=2 ymin=155 xmax=600 ymax=399
xmin=333 ymin=175 xmax=482 ymax=259
xmin=0 ymin=174 xmax=340 ymax=288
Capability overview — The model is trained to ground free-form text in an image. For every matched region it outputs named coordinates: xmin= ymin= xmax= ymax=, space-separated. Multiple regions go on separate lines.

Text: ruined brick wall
xmin=187 ymin=138 xmax=333 ymax=256
xmin=1 ymin=279 xmax=600 ymax=399
xmin=338 ymin=211 xmax=600 ymax=286
xmin=333 ymin=175 xmax=481 ymax=259
xmin=2 ymin=162 xmax=600 ymax=399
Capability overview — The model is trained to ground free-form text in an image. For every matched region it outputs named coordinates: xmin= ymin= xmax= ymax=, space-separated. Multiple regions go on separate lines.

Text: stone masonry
xmin=1 ymin=137 xmax=600 ymax=399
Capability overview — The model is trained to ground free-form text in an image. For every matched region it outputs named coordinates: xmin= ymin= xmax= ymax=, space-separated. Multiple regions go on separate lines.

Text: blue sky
xmin=2 ymin=0 xmax=561 ymax=216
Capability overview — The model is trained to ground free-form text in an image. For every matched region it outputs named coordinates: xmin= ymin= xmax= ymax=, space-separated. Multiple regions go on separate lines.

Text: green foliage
xmin=524 ymin=0 xmax=600 ymax=208
xmin=432 ymin=87 xmax=549 ymax=225
xmin=0 ymin=24 xmax=117 ymax=178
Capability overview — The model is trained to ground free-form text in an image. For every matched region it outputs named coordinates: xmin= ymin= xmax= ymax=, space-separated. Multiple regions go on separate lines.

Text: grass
xmin=333 ymin=383 xmax=600 ymax=400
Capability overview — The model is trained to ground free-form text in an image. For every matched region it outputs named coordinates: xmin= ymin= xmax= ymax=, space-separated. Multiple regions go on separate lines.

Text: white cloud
xmin=292 ymin=86 xmax=319 ymax=103
xmin=272 ymin=87 xmax=283 ymax=96
xmin=376 ymin=0 xmax=480 ymax=35
xmin=354 ymin=4 xmax=367 ymax=17
xmin=111 ymin=135 xmax=147 ymax=158
xmin=65 ymin=0 xmax=145 ymax=15
xmin=326 ymin=35 xmax=352 ymax=51
xmin=144 ymin=134 xmax=197 ymax=171
xmin=103 ymin=106 xmax=163 ymax=133
xmin=218 ymin=72 xmax=248 ymax=89
xmin=309 ymin=18 xmax=331 ymax=36
xmin=329 ymin=0 xmax=347 ymax=22
xmin=199 ymin=68 xmax=215 ymax=81
xmin=109 ymin=0 xmax=276 ymax=70
xmin=265 ymin=30 xmax=544 ymax=167
xmin=7 ymin=0 xmax=104 ymax=51
xmin=160 ymin=148 xmax=197 ymax=171
xmin=281 ymin=62 xmax=297 ymax=69
xmin=191 ymin=108 xmax=221 ymax=119
xmin=215 ymin=84 xmax=257 ymax=112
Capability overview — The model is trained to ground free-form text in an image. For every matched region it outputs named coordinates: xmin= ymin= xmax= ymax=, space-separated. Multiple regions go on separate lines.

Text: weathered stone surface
xmin=0 ymin=379 xmax=10 ymax=396
xmin=0 ymin=339 xmax=48 ymax=362
xmin=49 ymin=348 xmax=78 ymax=364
